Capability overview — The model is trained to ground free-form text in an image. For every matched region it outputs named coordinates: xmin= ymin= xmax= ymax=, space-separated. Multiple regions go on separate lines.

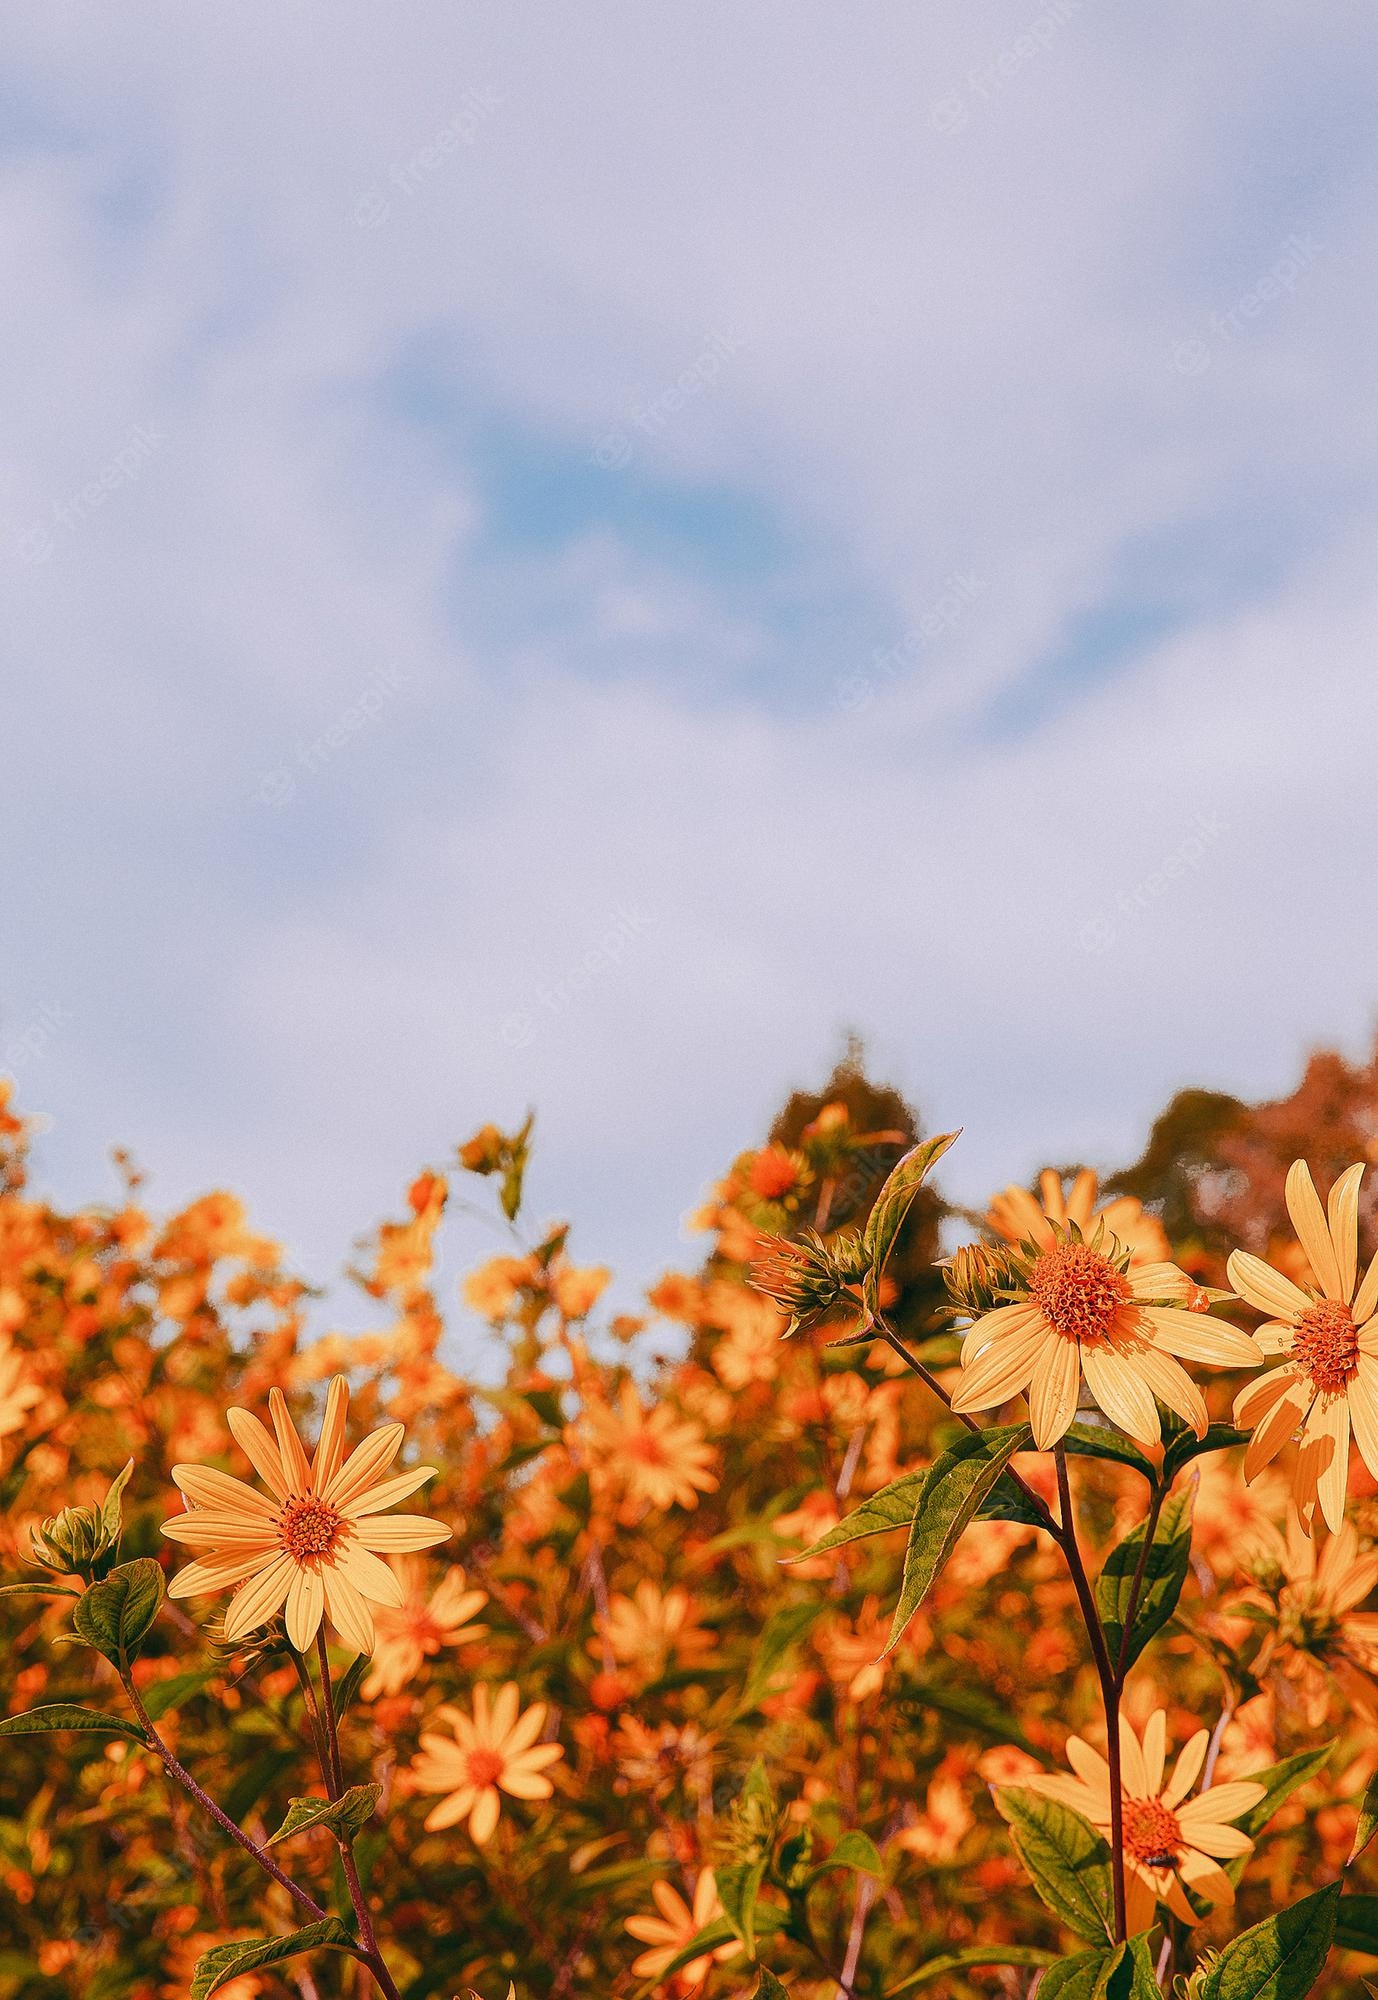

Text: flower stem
xmin=1054 ymin=1447 xmax=1126 ymax=1944
xmin=118 ymin=1667 xmax=328 ymax=1924
xmin=314 ymin=1631 xmax=404 ymax=2000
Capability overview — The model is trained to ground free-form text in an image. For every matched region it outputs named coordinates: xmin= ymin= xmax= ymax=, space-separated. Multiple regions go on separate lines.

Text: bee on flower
xmin=408 ymin=1682 xmax=563 ymax=1843
xmin=1229 ymin=1160 xmax=1378 ymax=1532
xmin=1014 ymin=1710 xmax=1267 ymax=1931
xmin=161 ymin=1378 xmax=450 ymax=1653
xmin=950 ymin=1220 xmax=1260 ymax=1449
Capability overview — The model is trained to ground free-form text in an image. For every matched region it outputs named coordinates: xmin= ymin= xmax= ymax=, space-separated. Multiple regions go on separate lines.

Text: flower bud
xmin=944 ymin=1242 xmax=1016 ymax=1317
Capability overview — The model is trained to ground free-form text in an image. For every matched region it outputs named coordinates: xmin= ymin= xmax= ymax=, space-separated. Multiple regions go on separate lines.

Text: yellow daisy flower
xmin=987 ymin=1168 xmax=1170 ymax=1270
xmin=1229 ymin=1160 xmax=1378 ymax=1533
xmin=162 ymin=1377 xmax=450 ymax=1653
xmin=1019 ymin=1710 xmax=1266 ymax=1931
xmin=410 ymin=1682 xmax=563 ymax=1843
xmin=952 ymin=1228 xmax=1261 ymax=1449
xmin=625 ymin=1870 xmax=736 ymax=1987
xmin=361 ymin=1559 xmax=489 ymax=1700
xmin=583 ymin=1381 xmax=719 ymax=1513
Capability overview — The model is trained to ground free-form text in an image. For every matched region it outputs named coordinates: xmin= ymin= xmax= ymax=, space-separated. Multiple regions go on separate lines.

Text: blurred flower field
xmin=7 ymin=1045 xmax=1378 ymax=1998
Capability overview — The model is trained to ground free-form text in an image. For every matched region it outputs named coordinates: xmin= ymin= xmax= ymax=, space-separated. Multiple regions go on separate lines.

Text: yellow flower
xmin=987 ymin=1168 xmax=1170 ymax=1269
xmin=1018 ymin=1710 xmax=1266 ymax=1931
xmin=1229 ymin=1160 xmax=1378 ymax=1533
xmin=410 ymin=1682 xmax=563 ymax=1843
xmin=595 ymin=1581 xmax=713 ymax=1680
xmin=1246 ymin=1515 xmax=1378 ymax=1726
xmin=162 ymin=1378 xmax=450 ymax=1653
xmin=625 ymin=1870 xmax=736 ymax=1988
xmin=0 ymin=1335 xmax=42 ymax=1441
xmin=583 ymin=1382 xmax=718 ymax=1512
xmin=361 ymin=1560 xmax=489 ymax=1700
xmin=952 ymin=1228 xmax=1260 ymax=1449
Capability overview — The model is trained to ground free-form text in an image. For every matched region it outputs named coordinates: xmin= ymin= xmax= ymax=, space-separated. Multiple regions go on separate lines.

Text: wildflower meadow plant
xmin=9 ymin=1060 xmax=1378 ymax=1997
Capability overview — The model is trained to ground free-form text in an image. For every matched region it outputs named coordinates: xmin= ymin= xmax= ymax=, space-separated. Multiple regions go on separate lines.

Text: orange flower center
xmin=1293 ymin=1299 xmax=1359 ymax=1394
xmin=465 ymin=1748 xmax=505 ymax=1788
xmin=1027 ymin=1243 xmax=1131 ymax=1347
xmin=1121 ymin=1795 xmax=1183 ymax=1869
xmin=278 ymin=1494 xmax=344 ymax=1563
xmin=628 ymin=1430 xmax=668 ymax=1467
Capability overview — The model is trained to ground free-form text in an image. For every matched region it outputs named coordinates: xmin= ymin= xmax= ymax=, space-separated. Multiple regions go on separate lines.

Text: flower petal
xmin=311 ymin=1376 xmax=350 ymax=1491
xmin=1028 ymin=1335 xmax=1080 ymax=1450
xmin=1147 ymin=1308 xmax=1262 ymax=1369
xmin=353 ymin=1515 xmax=452 ymax=1553
xmin=1287 ymin=1161 xmax=1344 ymax=1301
xmin=323 ymin=1567 xmax=376 ymax=1653
xmin=171 ymin=1465 xmax=277 ymax=1518
xmin=285 ymin=1564 xmax=325 ymax=1651
xmin=268 ymin=1388 xmax=314 ymax=1493
xmin=223 ymin=1553 xmax=296 ymax=1641
xmin=1081 ymin=1345 xmax=1160 ymax=1446
xmin=335 ymin=1540 xmax=407 ymax=1608
xmin=325 ymin=1425 xmax=406 ymax=1510
xmin=345 ymin=1466 xmax=440 ymax=1517
xmin=1226 ymin=1252 xmax=1310 ymax=1324
xmin=226 ymin=1408 xmax=291 ymax=1503
xmin=1328 ymin=1164 xmax=1365 ymax=1304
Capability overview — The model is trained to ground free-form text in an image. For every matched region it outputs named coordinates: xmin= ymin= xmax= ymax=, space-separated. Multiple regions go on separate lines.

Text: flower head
xmin=409 ymin=1682 xmax=563 ymax=1843
xmin=987 ymin=1168 xmax=1170 ymax=1269
xmin=1016 ymin=1710 xmax=1267 ymax=1930
xmin=583 ymin=1381 xmax=718 ymax=1513
xmin=162 ymin=1378 xmax=449 ymax=1653
xmin=361 ymin=1560 xmax=489 ymax=1700
xmin=952 ymin=1224 xmax=1260 ymax=1450
xmin=1229 ymin=1160 xmax=1378 ymax=1532
xmin=625 ymin=1871 xmax=736 ymax=1988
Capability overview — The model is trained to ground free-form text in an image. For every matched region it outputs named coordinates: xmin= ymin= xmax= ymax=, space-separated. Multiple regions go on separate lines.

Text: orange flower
xmin=162 ymin=1378 xmax=449 ymax=1653
xmin=0 ymin=1335 xmax=42 ymax=1441
xmin=410 ymin=1682 xmax=563 ymax=1842
xmin=625 ymin=1870 xmax=736 ymax=1987
xmin=552 ymin=1263 xmax=611 ymax=1320
xmin=583 ymin=1382 xmax=718 ymax=1512
xmin=596 ymin=1580 xmax=713 ymax=1679
xmin=361 ymin=1560 xmax=489 ymax=1699
xmin=1018 ymin=1710 xmax=1266 ymax=1930
xmin=1230 ymin=1160 xmax=1378 ymax=1532
xmin=1245 ymin=1515 xmax=1378 ymax=1725
xmin=953 ymin=1228 xmax=1260 ymax=1449
xmin=987 ymin=1168 xmax=1170 ymax=1269
xmin=462 ymin=1256 xmax=536 ymax=1322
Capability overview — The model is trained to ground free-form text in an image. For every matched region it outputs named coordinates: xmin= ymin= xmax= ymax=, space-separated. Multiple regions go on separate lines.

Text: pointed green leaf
xmin=755 ymin=1973 xmax=790 ymax=2000
xmin=0 ymin=1703 xmax=145 ymax=1742
xmin=189 ymin=1919 xmax=356 ymax=1999
xmin=861 ymin=1133 xmax=959 ymax=1273
xmin=1063 ymin=1423 xmax=1157 ymax=1483
xmin=0 ymin=1581 xmax=81 ymax=1599
xmin=1352 ymin=1768 xmax=1378 ymax=1864
xmin=883 ymin=1424 xmax=1032 ymax=1654
xmin=1335 ymin=1892 xmax=1378 ymax=1955
xmin=1033 ymin=1950 xmax=1117 ymax=2000
xmin=100 ymin=1459 xmax=135 ymax=1540
xmin=1162 ymin=1423 xmax=1248 ymax=1484
xmin=72 ymin=1558 xmax=165 ymax=1663
xmin=993 ymin=1788 xmax=1115 ymax=1945
xmin=717 ymin=1855 xmax=769 ymax=1958
xmin=884 ymin=1944 xmax=1056 ymax=1995
xmin=1224 ymin=1742 xmax=1334 ymax=1885
xmin=1198 ymin=1881 xmax=1339 ymax=1997
xmin=334 ymin=1652 xmax=370 ymax=1716
xmin=267 ymin=1784 xmax=381 ymax=1846
xmin=806 ymin=1829 xmax=883 ymax=1883
xmin=785 ymin=1470 xmax=927 ymax=1563
xmin=734 ymin=1602 xmax=820 ymax=1715
xmin=1095 ymin=1484 xmax=1194 ymax=1671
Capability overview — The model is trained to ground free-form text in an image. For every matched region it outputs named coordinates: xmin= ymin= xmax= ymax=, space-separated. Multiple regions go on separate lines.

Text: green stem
xmin=1113 ymin=1479 xmax=1166 ymax=1687
xmin=1054 ymin=1448 xmax=1126 ymax=1944
xmin=314 ymin=1631 xmax=403 ymax=2000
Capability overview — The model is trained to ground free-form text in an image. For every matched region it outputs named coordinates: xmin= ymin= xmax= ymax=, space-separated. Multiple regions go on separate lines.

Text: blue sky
xmin=3 ymin=4 xmax=1378 ymax=1371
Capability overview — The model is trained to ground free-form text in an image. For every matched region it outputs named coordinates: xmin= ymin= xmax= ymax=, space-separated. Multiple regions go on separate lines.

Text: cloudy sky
xmin=3 ymin=5 xmax=1377 ymax=1359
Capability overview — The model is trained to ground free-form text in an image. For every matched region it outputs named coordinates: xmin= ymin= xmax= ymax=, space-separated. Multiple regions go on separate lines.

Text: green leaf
xmin=652 ymin=1910 xmax=778 ymax=1981
xmin=993 ymin=1788 xmax=1115 ymax=1945
xmin=884 ymin=1945 xmax=1056 ymax=1995
xmin=0 ymin=1581 xmax=81 ymax=1598
xmin=72 ymin=1558 xmax=165 ymax=1663
xmin=1095 ymin=1483 xmax=1194 ymax=1671
xmin=1063 ymin=1423 xmax=1157 ymax=1483
xmin=734 ymin=1601 xmax=820 ymax=1715
xmin=267 ymin=1784 xmax=381 ymax=1846
xmin=883 ymin=1424 xmax=1032 ymax=1654
xmin=1352 ymin=1768 xmax=1378 ymax=1864
xmin=1227 ymin=1743 xmax=1333 ymax=1884
xmin=718 ymin=1855 xmax=769 ymax=1958
xmin=861 ymin=1132 xmax=959 ymax=1273
xmin=755 ymin=1973 xmax=790 ymax=2000
xmin=1198 ymin=1881 xmax=1339 ymax=1998
xmin=1034 ymin=1944 xmax=1160 ymax=2000
xmin=100 ymin=1459 xmax=135 ymax=1540
xmin=1161 ymin=1423 xmax=1248 ymax=1484
xmin=334 ymin=1653 xmax=370 ymax=1715
xmin=1034 ymin=1952 xmax=1117 ymax=2000
xmin=141 ymin=1670 xmax=214 ymax=1723
xmin=806 ymin=1829 xmax=883 ymax=1883
xmin=189 ymin=1919 xmax=356 ymax=1999
xmin=0 ymin=1702 xmax=146 ymax=1743
xmin=1335 ymin=1893 xmax=1378 ymax=1955
xmin=786 ymin=1470 xmax=927 ymax=1563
